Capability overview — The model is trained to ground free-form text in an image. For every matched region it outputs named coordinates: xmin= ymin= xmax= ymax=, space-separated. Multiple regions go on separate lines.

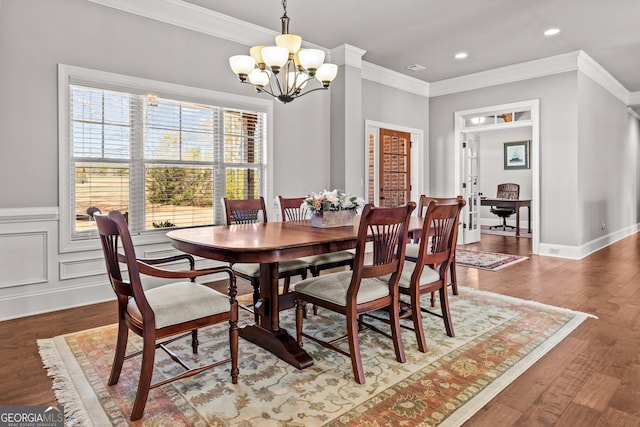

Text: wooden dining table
xmin=167 ymin=216 xmax=423 ymax=369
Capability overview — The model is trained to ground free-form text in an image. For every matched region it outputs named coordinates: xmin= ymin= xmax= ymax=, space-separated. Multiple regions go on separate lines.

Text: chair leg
xmin=108 ymin=319 xmax=129 ymax=385
xmin=346 ymin=314 xmax=365 ymax=384
xmin=130 ymin=331 xmax=156 ymax=421
xmin=251 ymin=278 xmax=260 ymax=323
xmin=450 ymin=259 xmax=458 ymax=295
xmin=229 ymin=313 xmax=239 ymax=384
xmin=295 ymin=299 xmax=305 ymax=345
xmin=388 ymin=300 xmax=406 ymax=363
xmin=411 ymin=291 xmax=428 ymax=353
xmin=440 ymin=287 xmax=455 ymax=337
xmin=283 ymin=276 xmax=291 ymax=294
xmin=191 ymin=329 xmax=198 ymax=353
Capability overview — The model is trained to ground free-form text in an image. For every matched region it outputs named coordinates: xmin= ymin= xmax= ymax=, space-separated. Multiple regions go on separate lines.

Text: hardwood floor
xmin=1 ymin=232 xmax=639 ymax=426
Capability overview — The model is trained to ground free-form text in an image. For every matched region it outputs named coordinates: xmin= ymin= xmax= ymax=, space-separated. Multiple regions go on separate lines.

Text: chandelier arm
xmin=240 ymin=80 xmax=277 ymax=98
xmin=291 ymin=86 xmax=329 ymax=99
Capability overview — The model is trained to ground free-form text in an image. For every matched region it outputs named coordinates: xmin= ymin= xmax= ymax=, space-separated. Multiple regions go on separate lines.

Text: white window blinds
xmin=68 ymin=80 xmax=266 ymax=237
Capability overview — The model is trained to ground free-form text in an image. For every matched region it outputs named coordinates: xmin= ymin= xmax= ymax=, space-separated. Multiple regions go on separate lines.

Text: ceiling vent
xmin=406 ymin=64 xmax=427 ymax=72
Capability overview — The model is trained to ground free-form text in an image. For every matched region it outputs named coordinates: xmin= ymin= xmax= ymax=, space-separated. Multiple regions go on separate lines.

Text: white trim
xmin=87 ymin=0 xmax=328 ymax=52
xmin=58 ymin=64 xmax=274 ymax=253
xmin=330 ymin=44 xmax=367 ymax=68
xmin=362 ymin=61 xmax=430 ymax=97
xmin=363 ymin=120 xmax=425 ymax=207
xmin=628 ymin=107 xmax=640 ymax=120
xmin=454 ymin=99 xmax=540 ymax=254
xmin=577 ymin=51 xmax=628 ymax=104
xmin=539 ymin=223 xmax=640 ymax=260
xmin=629 ymin=91 xmax=640 ymax=106
xmin=431 ymin=51 xmax=580 ymax=97
xmin=0 ymin=207 xmax=59 ymax=223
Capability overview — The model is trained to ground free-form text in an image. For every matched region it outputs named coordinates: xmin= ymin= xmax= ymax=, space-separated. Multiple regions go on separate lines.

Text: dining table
xmin=167 ymin=215 xmax=423 ymax=369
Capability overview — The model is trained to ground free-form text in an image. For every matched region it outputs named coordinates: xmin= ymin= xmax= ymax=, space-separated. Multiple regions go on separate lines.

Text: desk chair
xmin=293 ymin=202 xmax=415 ymax=384
xmin=223 ymin=197 xmax=309 ymax=321
xmin=95 ymin=210 xmax=238 ymax=420
xmin=490 ymin=183 xmax=520 ymax=231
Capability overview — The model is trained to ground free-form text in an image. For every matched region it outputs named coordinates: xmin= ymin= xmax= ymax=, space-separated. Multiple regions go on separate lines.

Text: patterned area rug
xmin=38 ymin=288 xmax=592 ymax=426
xmin=456 ymin=249 xmax=529 ymax=271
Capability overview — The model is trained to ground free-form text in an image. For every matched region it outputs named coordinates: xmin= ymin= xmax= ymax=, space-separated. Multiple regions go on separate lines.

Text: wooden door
xmin=379 ymin=128 xmax=411 ymax=207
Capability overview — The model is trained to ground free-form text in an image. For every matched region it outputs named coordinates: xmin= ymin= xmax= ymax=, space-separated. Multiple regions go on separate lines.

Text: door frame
xmin=454 ymin=99 xmax=540 ymax=254
xmin=364 ymin=120 xmax=424 ymax=208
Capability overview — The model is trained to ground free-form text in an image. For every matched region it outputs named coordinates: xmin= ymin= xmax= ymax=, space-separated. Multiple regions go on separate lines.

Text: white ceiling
xmin=187 ymin=0 xmax=640 ymax=95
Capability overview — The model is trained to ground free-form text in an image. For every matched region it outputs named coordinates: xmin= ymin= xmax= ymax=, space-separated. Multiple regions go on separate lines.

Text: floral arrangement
xmin=304 ymin=189 xmax=365 ymax=214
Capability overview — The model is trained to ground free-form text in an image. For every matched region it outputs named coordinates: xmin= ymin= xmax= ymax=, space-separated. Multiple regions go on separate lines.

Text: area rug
xmin=38 ymin=288 xmax=592 ymax=426
xmin=456 ymin=249 xmax=529 ymax=271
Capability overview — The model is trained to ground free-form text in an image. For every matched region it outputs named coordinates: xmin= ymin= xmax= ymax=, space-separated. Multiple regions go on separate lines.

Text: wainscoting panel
xmin=0 ymin=231 xmax=48 ymax=288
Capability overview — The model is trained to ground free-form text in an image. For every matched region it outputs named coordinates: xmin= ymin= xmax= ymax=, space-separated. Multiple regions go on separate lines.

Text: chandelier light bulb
xmin=249 ymin=46 xmax=266 ymax=66
xmin=298 ymin=49 xmax=325 ymax=75
xmin=275 ymin=34 xmax=302 ymax=55
xmin=229 ymin=55 xmax=256 ymax=81
xmin=315 ymin=63 xmax=338 ymax=86
xmin=248 ymin=69 xmax=270 ymax=87
xmin=261 ymin=46 xmax=289 ymax=69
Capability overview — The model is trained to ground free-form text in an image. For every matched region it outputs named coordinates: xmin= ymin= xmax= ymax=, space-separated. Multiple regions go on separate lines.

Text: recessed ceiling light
xmin=544 ymin=28 xmax=560 ymax=36
xmin=454 ymin=52 xmax=468 ymax=60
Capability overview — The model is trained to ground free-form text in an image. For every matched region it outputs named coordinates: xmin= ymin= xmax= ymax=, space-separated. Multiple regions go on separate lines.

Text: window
xmin=59 ymin=65 xmax=272 ymax=251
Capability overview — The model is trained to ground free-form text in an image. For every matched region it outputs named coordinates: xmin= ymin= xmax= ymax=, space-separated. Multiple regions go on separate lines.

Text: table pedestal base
xmin=239 ymin=324 xmax=314 ymax=369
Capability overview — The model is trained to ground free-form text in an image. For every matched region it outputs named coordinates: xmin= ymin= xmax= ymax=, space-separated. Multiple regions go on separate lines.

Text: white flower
xmin=304 ymin=189 xmax=364 ymax=213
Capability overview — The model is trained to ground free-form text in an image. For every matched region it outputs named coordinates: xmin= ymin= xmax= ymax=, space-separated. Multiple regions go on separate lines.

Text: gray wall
xmin=429 ymin=72 xmax=580 ymax=246
xmin=0 ymin=0 xmax=332 ymax=209
xmin=577 ymin=73 xmax=640 ymax=243
xmin=361 ymin=79 xmax=430 ymax=196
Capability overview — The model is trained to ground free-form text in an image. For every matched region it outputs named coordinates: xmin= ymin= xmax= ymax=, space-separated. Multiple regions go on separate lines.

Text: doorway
xmin=364 ymin=120 xmax=424 ymax=207
xmin=454 ymin=100 xmax=540 ymax=254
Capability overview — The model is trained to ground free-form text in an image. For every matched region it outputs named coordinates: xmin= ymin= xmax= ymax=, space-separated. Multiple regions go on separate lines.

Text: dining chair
xmin=397 ymin=197 xmax=465 ymax=352
xmin=94 ymin=210 xmax=238 ymax=421
xmin=223 ymin=197 xmax=309 ymax=321
xmin=293 ymin=202 xmax=415 ymax=384
xmin=278 ymin=195 xmax=354 ymax=278
xmin=407 ymin=195 xmax=463 ymax=300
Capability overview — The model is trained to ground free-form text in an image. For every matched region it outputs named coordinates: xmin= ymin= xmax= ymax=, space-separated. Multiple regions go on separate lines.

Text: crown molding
xmin=577 ymin=51 xmax=628 ymax=104
xmin=628 ymin=91 xmax=640 ymax=106
xmin=362 ymin=61 xmax=430 ymax=97
xmin=430 ymin=51 xmax=581 ymax=97
xmin=86 ymin=0 xmax=327 ymax=51
xmin=87 ymin=1 xmax=632 ymax=104
xmin=330 ymin=44 xmax=367 ymax=68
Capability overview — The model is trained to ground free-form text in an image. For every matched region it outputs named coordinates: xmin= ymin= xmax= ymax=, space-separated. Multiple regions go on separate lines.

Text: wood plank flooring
xmin=1 ymin=232 xmax=639 ymax=426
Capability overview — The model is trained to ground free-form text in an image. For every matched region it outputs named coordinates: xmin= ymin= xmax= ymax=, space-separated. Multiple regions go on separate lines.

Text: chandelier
xmin=229 ymin=0 xmax=338 ymax=104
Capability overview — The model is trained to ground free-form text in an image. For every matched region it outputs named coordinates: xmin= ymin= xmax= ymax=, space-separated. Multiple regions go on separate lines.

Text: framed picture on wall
xmin=503 ymin=140 xmax=530 ymax=169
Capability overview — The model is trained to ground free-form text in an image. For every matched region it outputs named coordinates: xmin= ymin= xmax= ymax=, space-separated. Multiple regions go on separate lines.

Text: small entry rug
xmin=456 ymin=249 xmax=529 ymax=271
xmin=38 ymin=288 xmax=592 ymax=426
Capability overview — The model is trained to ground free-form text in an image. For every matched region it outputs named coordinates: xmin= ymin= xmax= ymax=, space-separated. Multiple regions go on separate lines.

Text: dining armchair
xmin=293 ymin=202 xmax=415 ymax=384
xmin=95 ymin=210 xmax=238 ymax=421
xmin=223 ymin=197 xmax=309 ymax=321
xmin=397 ymin=197 xmax=465 ymax=352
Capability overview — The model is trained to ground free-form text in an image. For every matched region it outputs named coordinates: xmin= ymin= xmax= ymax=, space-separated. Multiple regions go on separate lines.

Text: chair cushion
xmin=232 ymin=258 xmax=309 ymax=277
xmin=395 ymin=261 xmax=440 ymax=289
xmin=293 ymin=271 xmax=390 ymax=306
xmin=127 ymin=282 xmax=229 ymax=329
xmin=303 ymin=250 xmax=354 ymax=267
xmin=405 ymin=243 xmax=420 ymax=259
